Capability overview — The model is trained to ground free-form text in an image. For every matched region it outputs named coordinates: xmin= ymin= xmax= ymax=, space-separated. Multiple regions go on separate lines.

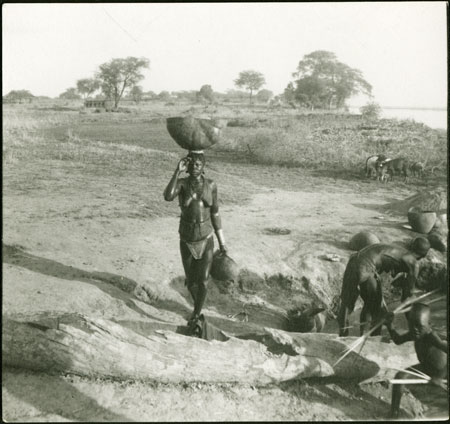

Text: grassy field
xmin=3 ymin=99 xmax=446 ymax=234
xmin=5 ymin=99 xmax=446 ymax=171
xmin=4 ymin=100 xmax=446 ymax=221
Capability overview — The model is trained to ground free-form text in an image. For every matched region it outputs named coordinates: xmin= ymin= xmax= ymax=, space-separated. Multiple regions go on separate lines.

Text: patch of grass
xmin=220 ymin=114 xmax=447 ymax=174
xmin=2 ymin=105 xmax=256 ymax=221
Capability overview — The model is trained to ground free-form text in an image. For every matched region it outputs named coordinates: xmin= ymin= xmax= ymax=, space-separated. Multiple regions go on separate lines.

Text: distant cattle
xmin=377 ymin=157 xmax=410 ymax=183
xmin=365 ymin=154 xmax=388 ymax=178
xmin=410 ymin=161 xmax=425 ymax=178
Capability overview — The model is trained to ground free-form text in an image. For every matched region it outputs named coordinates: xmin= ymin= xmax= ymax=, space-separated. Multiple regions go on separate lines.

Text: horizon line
xmin=348 ymin=105 xmax=447 ymax=111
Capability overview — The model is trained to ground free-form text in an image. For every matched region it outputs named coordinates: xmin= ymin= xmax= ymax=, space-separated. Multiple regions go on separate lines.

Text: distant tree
xmin=172 ymin=90 xmax=197 ymax=102
xmin=360 ymin=102 xmax=382 ymax=121
xmin=97 ymin=57 xmax=150 ymax=108
xmin=198 ymin=84 xmax=214 ymax=103
xmin=291 ymin=50 xmax=372 ymax=109
xmin=224 ymin=89 xmax=247 ymax=102
xmin=130 ymin=85 xmax=143 ymax=104
xmin=4 ymin=89 xmax=34 ymax=103
xmin=283 ymin=83 xmax=296 ymax=103
xmin=212 ymin=91 xmax=226 ymax=103
xmin=268 ymin=95 xmax=283 ymax=108
xmin=76 ymin=78 xmax=100 ymax=99
xmin=234 ymin=70 xmax=266 ymax=103
xmin=256 ymin=89 xmax=273 ymax=103
xmin=157 ymin=91 xmax=171 ymax=101
xmin=143 ymin=90 xmax=156 ymax=100
xmin=59 ymin=88 xmax=81 ymax=100
xmin=293 ymin=76 xmax=329 ymax=110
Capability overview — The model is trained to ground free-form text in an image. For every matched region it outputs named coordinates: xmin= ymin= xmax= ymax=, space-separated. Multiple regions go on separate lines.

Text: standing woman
xmin=164 ymin=150 xmax=227 ymax=330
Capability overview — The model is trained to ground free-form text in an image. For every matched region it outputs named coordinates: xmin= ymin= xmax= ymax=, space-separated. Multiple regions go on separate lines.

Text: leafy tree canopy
xmin=97 ymin=57 xmax=149 ymax=108
xmin=4 ymin=90 xmax=34 ymax=103
xmin=181 ymin=91 xmax=198 ymax=101
xmin=129 ymin=85 xmax=143 ymax=104
xmin=59 ymin=87 xmax=81 ymax=100
xmin=290 ymin=50 xmax=372 ymax=109
xmin=76 ymin=78 xmax=100 ymax=99
xmin=157 ymin=91 xmax=171 ymax=101
xmin=234 ymin=70 xmax=266 ymax=103
xmin=256 ymin=89 xmax=274 ymax=103
xmin=143 ymin=90 xmax=157 ymax=99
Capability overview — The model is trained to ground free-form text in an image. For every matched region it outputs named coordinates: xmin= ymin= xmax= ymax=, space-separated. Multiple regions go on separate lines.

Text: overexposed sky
xmin=2 ymin=2 xmax=447 ymax=107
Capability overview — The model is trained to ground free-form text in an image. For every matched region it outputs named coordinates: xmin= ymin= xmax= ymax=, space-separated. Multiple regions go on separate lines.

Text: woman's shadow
xmin=3 ymin=368 xmax=132 ymax=422
xmin=2 ymin=243 xmax=189 ymax=420
xmin=2 ymin=242 xmax=185 ymax=321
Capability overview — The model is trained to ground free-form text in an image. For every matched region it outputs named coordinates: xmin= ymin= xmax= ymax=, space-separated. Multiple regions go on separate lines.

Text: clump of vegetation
xmin=223 ymin=113 xmax=446 ymax=173
xmin=360 ymin=102 xmax=382 ymax=121
xmin=285 ymin=51 xmax=372 ymax=110
xmin=226 ymin=118 xmax=258 ymax=128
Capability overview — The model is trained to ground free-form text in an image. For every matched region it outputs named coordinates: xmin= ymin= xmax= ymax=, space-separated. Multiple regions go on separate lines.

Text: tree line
xmin=4 ymin=50 xmax=373 ymax=110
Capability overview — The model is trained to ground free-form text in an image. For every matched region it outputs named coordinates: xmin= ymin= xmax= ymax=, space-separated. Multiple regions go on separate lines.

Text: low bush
xmin=227 ymin=118 xmax=257 ymax=128
xmin=222 ymin=114 xmax=447 ymax=172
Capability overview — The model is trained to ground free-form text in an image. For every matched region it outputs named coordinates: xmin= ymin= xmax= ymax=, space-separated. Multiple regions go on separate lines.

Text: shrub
xmin=227 ymin=118 xmax=257 ymax=128
xmin=360 ymin=102 xmax=382 ymax=121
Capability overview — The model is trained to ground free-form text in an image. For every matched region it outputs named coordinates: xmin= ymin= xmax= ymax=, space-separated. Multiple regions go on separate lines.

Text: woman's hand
xmin=178 ymin=157 xmax=190 ymax=173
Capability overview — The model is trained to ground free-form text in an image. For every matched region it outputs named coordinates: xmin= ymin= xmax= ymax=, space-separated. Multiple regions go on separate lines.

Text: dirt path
xmin=4 ymin=367 xmax=436 ymax=422
xmin=2 ymin=159 xmax=448 ymax=421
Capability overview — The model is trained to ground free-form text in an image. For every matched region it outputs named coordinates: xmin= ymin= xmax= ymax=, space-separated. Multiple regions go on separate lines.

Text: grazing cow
xmin=410 ymin=161 xmax=424 ymax=178
xmin=377 ymin=157 xmax=410 ymax=183
xmin=365 ymin=154 xmax=388 ymax=178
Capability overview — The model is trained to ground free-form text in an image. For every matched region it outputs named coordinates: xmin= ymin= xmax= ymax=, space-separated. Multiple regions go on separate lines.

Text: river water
xmin=349 ymin=107 xmax=447 ymax=130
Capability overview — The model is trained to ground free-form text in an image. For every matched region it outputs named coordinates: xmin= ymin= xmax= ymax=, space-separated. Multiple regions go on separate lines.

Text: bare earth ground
xmin=2 ymin=108 xmax=448 ymax=421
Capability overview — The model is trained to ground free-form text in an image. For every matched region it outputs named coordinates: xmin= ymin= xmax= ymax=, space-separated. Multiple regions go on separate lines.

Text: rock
xmin=291 ymin=254 xmax=346 ymax=313
xmin=386 ymin=191 xmax=444 ymax=216
xmin=349 ymin=232 xmax=380 ymax=251
xmin=417 ymin=249 xmax=447 ymax=291
xmin=238 ymin=269 xmax=266 ymax=292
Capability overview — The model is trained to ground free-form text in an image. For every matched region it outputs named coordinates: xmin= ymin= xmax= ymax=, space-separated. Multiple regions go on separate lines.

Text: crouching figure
xmin=384 ymin=303 xmax=447 ymax=419
xmin=337 ymin=237 xmax=430 ymax=337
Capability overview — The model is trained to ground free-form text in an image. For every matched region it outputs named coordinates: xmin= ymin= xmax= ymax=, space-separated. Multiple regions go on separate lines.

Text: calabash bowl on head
xmin=166 ymin=116 xmax=223 ymax=151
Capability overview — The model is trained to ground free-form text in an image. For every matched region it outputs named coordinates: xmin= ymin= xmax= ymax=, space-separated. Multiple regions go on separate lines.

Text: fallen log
xmin=3 ymin=312 xmax=417 ymax=385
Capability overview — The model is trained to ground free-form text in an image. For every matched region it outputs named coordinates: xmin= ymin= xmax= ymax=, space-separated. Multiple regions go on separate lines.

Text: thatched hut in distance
xmin=84 ymin=98 xmax=114 ymax=110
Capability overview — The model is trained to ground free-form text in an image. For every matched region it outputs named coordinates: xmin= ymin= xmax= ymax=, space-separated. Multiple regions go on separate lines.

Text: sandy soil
xmin=2 ymin=155 xmax=448 ymax=421
xmin=4 ymin=367 xmax=438 ymax=422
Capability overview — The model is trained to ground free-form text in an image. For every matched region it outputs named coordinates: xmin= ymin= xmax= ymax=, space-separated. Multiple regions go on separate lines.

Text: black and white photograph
xmin=2 ymin=2 xmax=448 ymax=421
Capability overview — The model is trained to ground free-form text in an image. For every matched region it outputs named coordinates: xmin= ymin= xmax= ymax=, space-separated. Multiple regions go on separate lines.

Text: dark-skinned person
xmin=338 ymin=237 xmax=430 ymax=337
xmin=383 ymin=303 xmax=448 ymax=418
xmin=164 ymin=151 xmax=227 ymax=335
